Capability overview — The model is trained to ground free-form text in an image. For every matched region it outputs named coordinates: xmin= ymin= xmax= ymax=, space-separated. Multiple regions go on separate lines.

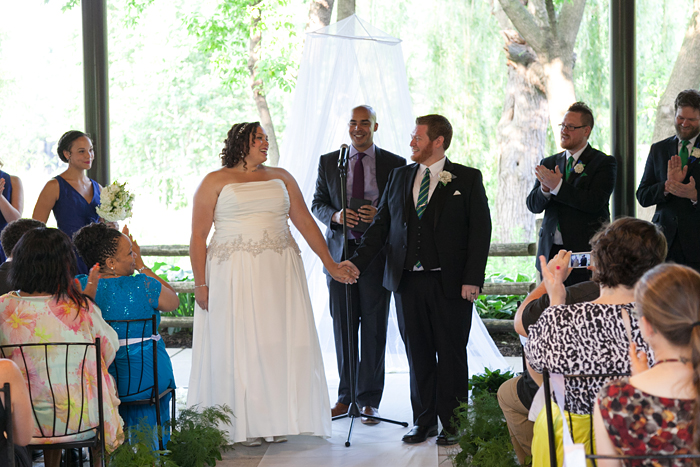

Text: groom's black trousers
xmin=394 ymin=270 xmax=472 ymax=430
xmin=327 ymin=242 xmax=391 ymax=408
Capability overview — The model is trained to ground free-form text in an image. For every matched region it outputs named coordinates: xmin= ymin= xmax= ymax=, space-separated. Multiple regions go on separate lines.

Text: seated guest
xmin=0 ymin=359 xmax=33 ymax=467
xmin=0 ymin=228 xmax=123 ymax=467
xmin=595 ymin=263 xmax=700 ymax=466
xmin=499 ymin=250 xmax=599 ymax=465
xmin=0 ymin=219 xmax=45 ymax=295
xmin=525 ymin=217 xmax=667 ymax=467
xmin=74 ymin=223 xmax=179 ymax=446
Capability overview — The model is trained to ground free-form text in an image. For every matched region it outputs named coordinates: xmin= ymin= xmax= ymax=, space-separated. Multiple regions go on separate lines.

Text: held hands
xmin=538 ymin=252 xmax=569 ymax=306
xmin=332 ymin=260 xmax=360 ymax=284
xmin=535 ymin=165 xmax=563 ymax=192
xmin=629 ymin=342 xmax=650 ymax=376
xmin=332 ymin=209 xmax=359 ymax=228
xmin=461 ymin=285 xmax=480 ymax=302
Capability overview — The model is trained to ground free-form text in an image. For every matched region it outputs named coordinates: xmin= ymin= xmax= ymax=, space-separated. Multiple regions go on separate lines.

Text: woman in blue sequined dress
xmin=32 ymin=131 xmax=104 ymax=274
xmin=74 ymin=222 xmax=180 ymax=446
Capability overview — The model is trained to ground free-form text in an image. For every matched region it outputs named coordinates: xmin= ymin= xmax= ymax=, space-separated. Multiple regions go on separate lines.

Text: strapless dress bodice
xmin=207 ymin=179 xmax=300 ymax=262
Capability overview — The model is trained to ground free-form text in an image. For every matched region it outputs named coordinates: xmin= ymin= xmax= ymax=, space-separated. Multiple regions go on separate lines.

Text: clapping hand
xmin=77 ymin=263 xmax=101 ymax=299
xmin=538 ymin=251 xmax=570 ymax=306
xmin=332 ymin=260 xmax=360 ymax=284
xmin=667 ymin=155 xmax=687 ymax=183
xmin=535 ymin=165 xmax=563 ymax=192
xmin=629 ymin=342 xmax=650 ymax=375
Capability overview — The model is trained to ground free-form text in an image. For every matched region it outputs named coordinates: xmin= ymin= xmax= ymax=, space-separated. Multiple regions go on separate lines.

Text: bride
xmin=187 ymin=122 xmax=357 ymax=446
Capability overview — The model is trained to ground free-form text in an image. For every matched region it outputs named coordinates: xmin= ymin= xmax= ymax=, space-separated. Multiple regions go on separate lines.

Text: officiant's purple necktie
xmin=351 ymin=153 xmax=366 ymax=239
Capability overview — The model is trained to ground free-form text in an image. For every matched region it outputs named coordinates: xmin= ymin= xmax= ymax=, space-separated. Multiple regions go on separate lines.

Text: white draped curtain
xmin=279 ymin=15 xmax=509 ymax=377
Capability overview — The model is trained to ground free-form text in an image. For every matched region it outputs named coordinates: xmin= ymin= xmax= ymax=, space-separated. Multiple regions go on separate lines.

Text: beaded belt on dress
xmin=207 ymin=229 xmax=301 ymax=263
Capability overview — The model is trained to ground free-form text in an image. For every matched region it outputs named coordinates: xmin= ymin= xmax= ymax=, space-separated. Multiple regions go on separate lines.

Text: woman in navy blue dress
xmin=0 ymin=168 xmax=23 ymax=262
xmin=32 ymin=131 xmax=104 ymax=274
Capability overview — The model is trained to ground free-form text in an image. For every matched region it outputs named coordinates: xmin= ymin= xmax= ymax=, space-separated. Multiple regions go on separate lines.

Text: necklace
xmin=652 ymin=358 xmax=690 ymax=367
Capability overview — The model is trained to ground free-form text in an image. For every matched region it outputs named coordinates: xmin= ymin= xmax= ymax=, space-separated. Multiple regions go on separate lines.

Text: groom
xmin=343 ymin=114 xmax=492 ymax=445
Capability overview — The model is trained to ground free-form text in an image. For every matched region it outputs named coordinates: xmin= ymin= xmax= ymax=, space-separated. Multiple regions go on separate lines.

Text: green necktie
xmin=415 ymin=168 xmax=430 ymax=269
xmin=565 ymin=155 xmax=574 ymax=181
xmin=680 ymin=140 xmax=690 ymax=167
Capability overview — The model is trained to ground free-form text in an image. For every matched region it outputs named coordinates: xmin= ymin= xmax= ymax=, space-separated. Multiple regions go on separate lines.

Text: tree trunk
xmin=336 ymin=0 xmax=355 ymax=21
xmin=248 ymin=4 xmax=280 ymax=166
xmin=306 ymin=0 xmax=335 ymax=32
xmin=493 ymin=4 xmax=550 ymax=243
xmin=639 ymin=0 xmax=700 ymax=221
xmin=651 ymin=2 xmax=700 ymax=144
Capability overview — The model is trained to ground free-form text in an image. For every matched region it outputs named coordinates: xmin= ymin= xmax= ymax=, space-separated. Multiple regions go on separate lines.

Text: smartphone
xmin=570 ymin=252 xmax=592 ymax=268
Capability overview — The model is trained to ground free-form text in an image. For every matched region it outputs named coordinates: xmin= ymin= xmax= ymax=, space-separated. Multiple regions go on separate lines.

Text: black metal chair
xmin=1 ymin=382 xmax=15 ymax=467
xmin=541 ymin=368 xmax=628 ymax=467
xmin=105 ymin=315 xmax=175 ymax=451
xmin=0 ymin=339 xmax=107 ymax=467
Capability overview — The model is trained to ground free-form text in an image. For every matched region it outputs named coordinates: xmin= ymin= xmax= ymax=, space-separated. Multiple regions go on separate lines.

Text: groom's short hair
xmin=415 ymin=114 xmax=452 ymax=151
xmin=675 ymin=89 xmax=700 ymax=113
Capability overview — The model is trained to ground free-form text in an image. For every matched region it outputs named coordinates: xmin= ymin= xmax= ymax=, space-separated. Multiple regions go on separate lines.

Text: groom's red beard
xmin=411 ymin=145 xmax=433 ymax=165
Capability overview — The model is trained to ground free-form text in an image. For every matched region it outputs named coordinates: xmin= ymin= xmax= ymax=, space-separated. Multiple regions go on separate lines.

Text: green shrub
xmin=468 ymin=368 xmax=514 ymax=397
xmin=474 ymin=273 xmax=532 ymax=320
xmin=154 ymin=262 xmax=195 ymax=318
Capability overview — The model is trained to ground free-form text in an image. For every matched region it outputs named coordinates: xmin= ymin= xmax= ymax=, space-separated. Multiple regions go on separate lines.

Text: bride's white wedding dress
xmin=187 ymin=179 xmax=332 ymax=443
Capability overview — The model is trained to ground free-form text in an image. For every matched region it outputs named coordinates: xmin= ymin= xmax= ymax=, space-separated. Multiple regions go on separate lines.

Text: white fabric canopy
xmin=279 ymin=14 xmax=509 ymax=376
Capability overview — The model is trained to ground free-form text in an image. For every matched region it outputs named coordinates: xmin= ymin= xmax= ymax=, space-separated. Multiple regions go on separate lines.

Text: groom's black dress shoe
xmin=436 ymin=431 xmax=460 ymax=446
xmin=402 ymin=425 xmax=438 ymax=443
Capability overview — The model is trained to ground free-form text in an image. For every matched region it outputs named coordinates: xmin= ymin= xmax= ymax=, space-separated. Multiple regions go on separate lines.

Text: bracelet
xmin=194 ymin=284 xmax=208 ymax=288
xmin=137 ymin=266 xmax=150 ymax=273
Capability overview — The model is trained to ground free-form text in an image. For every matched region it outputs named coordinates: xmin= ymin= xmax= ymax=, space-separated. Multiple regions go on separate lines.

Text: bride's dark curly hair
xmin=220 ymin=122 xmax=261 ymax=170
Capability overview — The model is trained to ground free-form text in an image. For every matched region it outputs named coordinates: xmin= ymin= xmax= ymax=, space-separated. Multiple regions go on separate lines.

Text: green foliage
xmin=452 ymin=392 xmax=518 ymax=467
xmin=468 ymin=368 xmax=514 ymax=397
xmin=153 ymin=262 xmax=195 ymax=318
xmin=474 ymin=273 xmax=531 ymax=320
xmin=109 ymin=405 xmax=233 ymax=467
xmin=167 ymin=405 xmax=234 ymax=467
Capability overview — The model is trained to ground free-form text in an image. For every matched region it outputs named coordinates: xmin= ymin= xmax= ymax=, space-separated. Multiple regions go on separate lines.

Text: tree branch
xmin=558 ymin=0 xmax=587 ymax=53
xmin=498 ymin=0 xmax=547 ymax=53
xmin=544 ymin=0 xmax=558 ymax=41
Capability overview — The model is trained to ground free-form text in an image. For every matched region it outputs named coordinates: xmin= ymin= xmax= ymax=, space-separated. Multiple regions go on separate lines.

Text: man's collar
xmin=676 ymin=134 xmax=700 ymax=147
xmin=420 ymin=156 xmax=447 ymax=174
xmin=350 ymin=144 xmax=376 ymax=159
xmin=565 ymin=143 xmax=588 ymax=162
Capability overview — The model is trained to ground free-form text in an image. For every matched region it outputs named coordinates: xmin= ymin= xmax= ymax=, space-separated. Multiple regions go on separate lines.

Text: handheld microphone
xmin=338 ymin=144 xmax=349 ymax=170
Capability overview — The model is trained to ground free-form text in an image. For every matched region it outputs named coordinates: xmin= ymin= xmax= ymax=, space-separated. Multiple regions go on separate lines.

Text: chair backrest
xmin=104 ymin=315 xmax=160 ymax=401
xmin=0 ymin=339 xmax=105 ymax=456
xmin=0 ymin=382 xmax=15 ymax=467
xmin=542 ymin=368 xmax=628 ymax=467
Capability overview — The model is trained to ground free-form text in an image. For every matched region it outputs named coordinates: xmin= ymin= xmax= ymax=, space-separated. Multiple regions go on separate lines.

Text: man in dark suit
xmin=637 ymin=89 xmax=700 ymax=271
xmin=342 ymin=114 xmax=491 ymax=445
xmin=526 ymin=102 xmax=616 ymax=285
xmin=311 ymin=105 xmax=405 ymax=424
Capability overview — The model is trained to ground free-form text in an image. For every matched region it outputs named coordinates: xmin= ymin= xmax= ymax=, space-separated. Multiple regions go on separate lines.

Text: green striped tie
xmin=415 ymin=168 xmax=430 ymax=269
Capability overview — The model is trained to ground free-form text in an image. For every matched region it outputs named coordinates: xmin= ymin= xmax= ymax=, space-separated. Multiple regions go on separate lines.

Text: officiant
xmin=312 ymin=105 xmax=405 ymax=424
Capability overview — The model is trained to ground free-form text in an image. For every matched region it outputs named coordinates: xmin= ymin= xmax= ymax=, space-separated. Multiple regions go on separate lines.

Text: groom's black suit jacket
xmin=526 ymin=144 xmax=616 ymax=271
xmin=351 ymin=158 xmax=491 ymax=298
xmin=637 ymin=135 xmax=700 ymax=262
xmin=311 ymin=146 xmax=406 ymax=269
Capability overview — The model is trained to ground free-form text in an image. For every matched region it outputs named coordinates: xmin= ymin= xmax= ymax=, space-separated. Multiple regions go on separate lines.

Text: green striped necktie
xmin=415 ymin=168 xmax=430 ymax=269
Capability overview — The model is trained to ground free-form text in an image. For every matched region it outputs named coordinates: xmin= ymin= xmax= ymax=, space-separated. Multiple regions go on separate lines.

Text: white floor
xmin=166 ymin=348 xmax=523 ymax=467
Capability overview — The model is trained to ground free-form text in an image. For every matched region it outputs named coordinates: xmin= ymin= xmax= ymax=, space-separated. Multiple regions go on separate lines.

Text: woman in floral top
xmin=0 ymin=227 xmax=123 ymax=467
xmin=594 ymin=263 xmax=700 ymax=466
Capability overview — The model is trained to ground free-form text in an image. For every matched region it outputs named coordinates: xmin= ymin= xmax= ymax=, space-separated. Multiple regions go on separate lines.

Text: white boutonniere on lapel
xmin=573 ymin=162 xmax=587 ymax=177
xmin=691 ymin=147 xmax=700 ymax=163
xmin=438 ymin=170 xmax=456 ymax=186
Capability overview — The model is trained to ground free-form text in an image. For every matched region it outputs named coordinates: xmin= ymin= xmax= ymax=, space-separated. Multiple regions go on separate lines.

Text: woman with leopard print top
xmin=525 ymin=218 xmax=667 ymax=467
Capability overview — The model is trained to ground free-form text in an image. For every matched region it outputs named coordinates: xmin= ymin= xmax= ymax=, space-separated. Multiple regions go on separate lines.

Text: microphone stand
xmin=333 ymin=144 xmax=408 ymax=447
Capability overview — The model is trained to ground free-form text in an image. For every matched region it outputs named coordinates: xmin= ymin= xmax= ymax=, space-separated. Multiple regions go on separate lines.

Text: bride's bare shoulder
xmin=198 ymin=168 xmax=239 ymax=190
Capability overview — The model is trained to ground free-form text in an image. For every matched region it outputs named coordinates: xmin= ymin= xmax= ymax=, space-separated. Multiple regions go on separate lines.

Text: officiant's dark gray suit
xmin=312 ymin=146 xmax=405 ymax=409
xmin=349 ymin=158 xmax=492 ymax=431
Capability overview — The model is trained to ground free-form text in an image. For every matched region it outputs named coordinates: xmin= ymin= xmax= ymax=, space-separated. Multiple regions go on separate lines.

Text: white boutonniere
xmin=438 ymin=170 xmax=456 ymax=186
xmin=692 ymin=147 xmax=700 ymax=159
xmin=574 ymin=163 xmax=585 ymax=175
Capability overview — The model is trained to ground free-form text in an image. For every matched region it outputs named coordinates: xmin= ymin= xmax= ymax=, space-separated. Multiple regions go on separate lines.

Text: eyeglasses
xmin=559 ymin=123 xmax=587 ymax=132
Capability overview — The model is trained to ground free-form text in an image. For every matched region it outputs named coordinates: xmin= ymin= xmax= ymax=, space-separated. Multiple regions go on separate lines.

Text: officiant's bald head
xmin=349 ymin=105 xmax=378 ymax=152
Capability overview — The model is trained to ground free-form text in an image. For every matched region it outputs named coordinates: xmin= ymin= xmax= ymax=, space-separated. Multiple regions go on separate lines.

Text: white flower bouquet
xmin=96 ymin=181 xmax=135 ymax=222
